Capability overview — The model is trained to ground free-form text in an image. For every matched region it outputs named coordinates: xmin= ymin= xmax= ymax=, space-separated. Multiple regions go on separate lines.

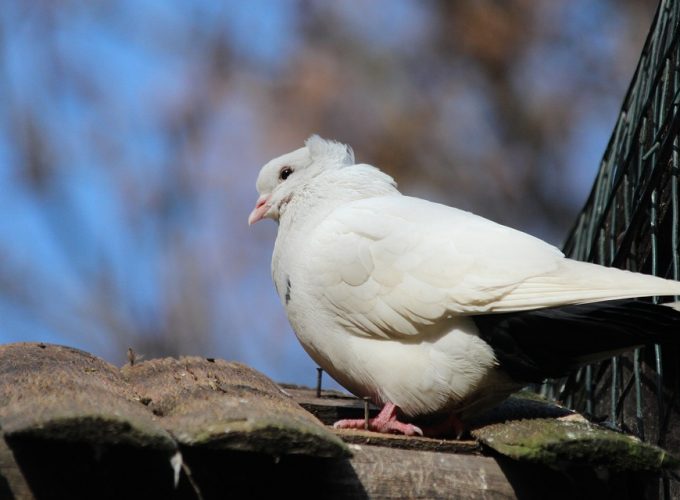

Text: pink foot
xmin=333 ymin=402 xmax=423 ymax=436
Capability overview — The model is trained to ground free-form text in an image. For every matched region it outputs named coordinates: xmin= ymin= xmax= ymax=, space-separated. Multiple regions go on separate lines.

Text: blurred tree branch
xmin=0 ymin=0 xmax=659 ymax=373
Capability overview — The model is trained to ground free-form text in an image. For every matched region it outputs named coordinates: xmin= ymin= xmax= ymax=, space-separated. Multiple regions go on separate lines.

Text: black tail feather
xmin=473 ymin=299 xmax=680 ymax=383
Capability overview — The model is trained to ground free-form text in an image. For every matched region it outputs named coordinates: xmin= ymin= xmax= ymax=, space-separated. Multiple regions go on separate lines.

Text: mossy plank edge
xmin=473 ymin=418 xmax=679 ymax=471
xmin=0 ymin=342 xmax=176 ymax=451
xmin=3 ymin=414 xmax=176 ymax=451
xmin=174 ymin=417 xmax=349 ymax=458
xmin=124 ymin=357 xmax=349 ymax=458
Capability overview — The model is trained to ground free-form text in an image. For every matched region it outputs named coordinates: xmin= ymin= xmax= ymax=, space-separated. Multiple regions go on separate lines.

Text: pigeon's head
xmin=248 ymin=135 xmax=355 ymax=225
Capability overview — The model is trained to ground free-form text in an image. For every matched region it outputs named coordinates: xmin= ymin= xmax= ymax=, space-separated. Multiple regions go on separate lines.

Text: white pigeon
xmin=249 ymin=135 xmax=680 ymax=437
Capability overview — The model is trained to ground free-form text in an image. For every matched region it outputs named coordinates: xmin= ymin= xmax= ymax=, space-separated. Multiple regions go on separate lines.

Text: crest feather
xmin=305 ymin=135 xmax=355 ymax=166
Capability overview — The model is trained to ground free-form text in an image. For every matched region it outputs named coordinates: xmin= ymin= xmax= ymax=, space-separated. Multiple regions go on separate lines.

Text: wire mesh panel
xmin=558 ymin=0 xmax=680 ymax=497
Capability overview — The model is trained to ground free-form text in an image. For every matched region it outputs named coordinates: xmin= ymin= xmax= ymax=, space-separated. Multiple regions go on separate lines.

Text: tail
xmin=474 ymin=299 xmax=680 ymax=383
xmin=492 ymin=259 xmax=680 ymax=312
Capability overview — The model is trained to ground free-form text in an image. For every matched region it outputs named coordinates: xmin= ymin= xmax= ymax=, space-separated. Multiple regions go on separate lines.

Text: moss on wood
xmin=473 ymin=418 xmax=679 ymax=472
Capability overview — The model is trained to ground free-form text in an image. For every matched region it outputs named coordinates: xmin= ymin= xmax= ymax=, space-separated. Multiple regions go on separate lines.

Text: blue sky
xmin=0 ymin=1 xmax=649 ymax=389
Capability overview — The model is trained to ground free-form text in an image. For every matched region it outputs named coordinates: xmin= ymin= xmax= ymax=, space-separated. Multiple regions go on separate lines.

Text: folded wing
xmin=305 ymin=195 xmax=680 ymax=340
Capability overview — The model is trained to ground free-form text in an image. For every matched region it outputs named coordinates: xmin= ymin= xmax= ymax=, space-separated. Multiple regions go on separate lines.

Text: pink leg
xmin=333 ymin=402 xmax=423 ymax=436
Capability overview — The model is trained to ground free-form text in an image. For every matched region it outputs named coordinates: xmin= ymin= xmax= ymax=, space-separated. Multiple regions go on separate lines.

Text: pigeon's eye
xmin=279 ymin=166 xmax=293 ymax=181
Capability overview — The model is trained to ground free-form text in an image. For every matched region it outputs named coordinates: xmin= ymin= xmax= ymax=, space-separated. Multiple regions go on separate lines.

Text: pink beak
xmin=248 ymin=194 xmax=270 ymax=225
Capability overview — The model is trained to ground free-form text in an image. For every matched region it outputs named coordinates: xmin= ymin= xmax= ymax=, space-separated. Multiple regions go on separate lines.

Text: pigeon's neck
xmin=272 ymin=165 xmax=399 ymax=298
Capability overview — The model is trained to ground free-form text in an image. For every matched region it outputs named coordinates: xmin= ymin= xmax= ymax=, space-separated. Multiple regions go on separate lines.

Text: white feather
xmin=253 ymin=136 xmax=680 ymax=419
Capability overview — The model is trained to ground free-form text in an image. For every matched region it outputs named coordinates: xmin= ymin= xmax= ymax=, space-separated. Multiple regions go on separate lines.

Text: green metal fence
xmin=556 ymin=0 xmax=680 ymax=497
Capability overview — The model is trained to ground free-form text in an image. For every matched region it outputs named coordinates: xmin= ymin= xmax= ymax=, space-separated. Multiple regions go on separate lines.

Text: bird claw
xmin=332 ymin=402 xmax=423 ymax=436
xmin=333 ymin=418 xmax=423 ymax=436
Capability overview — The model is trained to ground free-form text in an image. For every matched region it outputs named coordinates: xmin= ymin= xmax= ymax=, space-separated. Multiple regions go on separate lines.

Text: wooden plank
xmin=282 ymin=385 xmax=375 ymax=424
xmin=323 ymin=443 xmax=641 ymax=498
xmin=335 ymin=428 xmax=479 ymax=454
xmin=334 ymin=444 xmax=516 ymax=499
xmin=0 ymin=432 xmax=34 ymax=500
xmin=177 ymin=442 xmax=517 ymax=499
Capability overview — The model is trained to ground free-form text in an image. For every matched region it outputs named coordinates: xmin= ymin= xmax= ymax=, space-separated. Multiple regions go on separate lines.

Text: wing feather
xmin=304 ymin=195 xmax=680 ymax=339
